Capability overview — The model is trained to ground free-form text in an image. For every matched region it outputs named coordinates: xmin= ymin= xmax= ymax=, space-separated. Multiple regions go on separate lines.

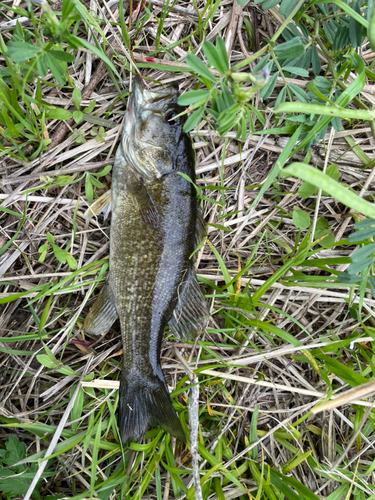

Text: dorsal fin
xmin=169 ymin=265 xmax=208 ymax=338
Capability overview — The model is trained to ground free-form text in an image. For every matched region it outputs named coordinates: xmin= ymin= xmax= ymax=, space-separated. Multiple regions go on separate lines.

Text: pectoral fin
xmin=131 ymin=182 xmax=159 ymax=228
xmin=169 ymin=266 xmax=208 ymax=338
xmin=84 ymin=280 xmax=118 ymax=335
xmin=84 ymin=190 xmax=112 ymax=220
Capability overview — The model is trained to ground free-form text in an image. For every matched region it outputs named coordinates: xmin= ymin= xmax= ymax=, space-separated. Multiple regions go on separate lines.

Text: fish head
xmin=121 ymin=76 xmax=189 ymax=180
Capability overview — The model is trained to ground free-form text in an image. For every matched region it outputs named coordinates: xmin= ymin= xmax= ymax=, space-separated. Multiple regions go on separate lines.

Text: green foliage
xmin=338 ymin=218 xmax=375 ymax=300
xmin=38 ymin=231 xmax=78 ymax=269
xmin=84 ymin=165 xmax=111 ymax=203
xmin=179 ymin=36 xmax=269 ymax=139
xmin=3 ymin=0 xmax=375 ymax=498
xmin=293 ymin=206 xmax=310 ymax=230
xmin=0 ymin=435 xmax=49 ymax=499
xmin=0 ymin=0 xmax=121 ymax=161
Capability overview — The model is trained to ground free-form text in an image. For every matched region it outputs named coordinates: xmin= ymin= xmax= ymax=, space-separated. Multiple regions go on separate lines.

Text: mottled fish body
xmin=84 ymin=77 xmax=207 ymax=444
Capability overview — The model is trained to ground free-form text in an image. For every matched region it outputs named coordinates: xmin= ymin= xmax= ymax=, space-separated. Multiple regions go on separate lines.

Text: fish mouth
xmin=123 ymin=77 xmax=179 ymax=180
xmin=128 ymin=76 xmax=178 ymax=121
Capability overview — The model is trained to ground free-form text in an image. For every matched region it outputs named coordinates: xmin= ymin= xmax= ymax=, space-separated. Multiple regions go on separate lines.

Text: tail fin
xmin=118 ymin=370 xmax=186 ymax=445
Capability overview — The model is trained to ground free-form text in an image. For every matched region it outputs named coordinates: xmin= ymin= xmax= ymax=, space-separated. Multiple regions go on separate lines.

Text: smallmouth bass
xmin=84 ymin=77 xmax=207 ymax=444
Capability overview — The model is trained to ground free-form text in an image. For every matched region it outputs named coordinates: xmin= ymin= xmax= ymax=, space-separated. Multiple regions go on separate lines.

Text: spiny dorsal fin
xmin=169 ymin=265 xmax=208 ymax=338
xmin=84 ymin=280 xmax=118 ymax=335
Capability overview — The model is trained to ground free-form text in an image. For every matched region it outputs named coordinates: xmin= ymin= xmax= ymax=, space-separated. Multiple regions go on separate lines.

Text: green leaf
xmin=2 ymin=435 xmax=26 ymax=465
xmin=349 ymin=226 xmax=375 ymax=242
xmin=249 ymin=405 xmax=258 ymax=460
xmin=38 ymin=249 xmax=47 ymax=263
xmin=298 ymin=181 xmax=317 ymax=198
xmin=46 ymin=232 xmax=54 ymax=244
xmin=260 ymin=72 xmax=278 ymax=99
xmin=92 ymin=165 xmax=112 ymax=177
xmin=202 ymin=40 xmax=227 ymax=75
xmin=89 ymin=175 xmax=105 ymax=189
xmin=347 ymin=258 xmax=373 ymax=274
xmin=274 ymin=38 xmax=304 ymax=60
xmin=84 ymin=100 xmax=96 ymax=113
xmin=279 ymin=0 xmax=300 ymax=16
xmin=37 ymin=354 xmax=58 ymax=369
xmin=73 ymin=110 xmax=83 ymax=123
xmin=261 ymin=0 xmax=279 ymax=8
xmin=45 ymin=108 xmax=72 ymax=120
xmin=52 ymin=244 xmax=67 ymax=264
xmin=369 ymin=276 xmax=375 ymax=297
xmin=277 ymin=102 xmax=374 ymax=121
xmin=326 ymin=0 xmax=369 ymax=29
xmin=311 ymin=45 xmax=321 ymax=75
xmin=317 ymin=353 xmax=368 ymax=386
xmin=294 ymin=52 xmax=365 ymax=152
xmin=178 ymin=90 xmax=210 ymax=106
xmin=274 ymin=86 xmax=286 ymax=110
xmin=7 ymin=40 xmax=41 ymax=62
xmin=351 ymin=243 xmax=375 ymax=262
xmin=282 ymin=66 xmax=309 ymax=77
xmin=45 ymin=51 xmax=66 ymax=84
xmin=289 ymin=83 xmax=309 ymax=103
xmin=73 ymin=87 xmax=81 ymax=108
xmin=293 ymin=207 xmax=310 ymax=229
xmin=337 ymin=272 xmax=362 ymax=284
xmin=47 ymin=50 xmax=75 ymax=62
xmin=282 ymin=163 xmax=375 ymax=219
xmin=354 ymin=218 xmax=375 ymax=229
xmin=38 ymin=243 xmax=49 ymax=253
xmin=39 ymin=292 xmax=53 ymax=334
xmin=185 ymin=54 xmax=217 ymax=83
xmin=326 ymin=163 xmax=339 ymax=181
xmin=0 ymin=436 xmax=41 ymax=497
xmin=36 ymin=53 xmax=48 ymax=77
xmin=66 ymin=253 xmax=78 ymax=270
xmin=270 ymin=468 xmax=321 ymax=500
xmin=183 ymin=106 xmax=205 ymax=132
xmin=69 ymin=36 xmax=122 ymax=80
xmin=314 ymin=217 xmax=334 ymax=246
xmin=85 ymin=175 xmax=94 ymax=203
xmin=369 ymin=0 xmax=375 ymax=51
xmin=215 ymin=36 xmax=229 ymax=72
xmin=71 ymin=386 xmax=84 ymax=432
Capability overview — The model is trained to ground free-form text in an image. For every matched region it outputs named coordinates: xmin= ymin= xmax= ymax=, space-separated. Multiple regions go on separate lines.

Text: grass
xmin=1 ymin=0 xmax=375 ymax=499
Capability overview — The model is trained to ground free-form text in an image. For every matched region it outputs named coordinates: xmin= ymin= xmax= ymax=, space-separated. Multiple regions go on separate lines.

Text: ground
xmin=0 ymin=0 xmax=375 ymax=499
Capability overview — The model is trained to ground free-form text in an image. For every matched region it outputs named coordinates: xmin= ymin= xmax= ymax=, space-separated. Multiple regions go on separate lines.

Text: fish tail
xmin=118 ymin=369 xmax=186 ymax=445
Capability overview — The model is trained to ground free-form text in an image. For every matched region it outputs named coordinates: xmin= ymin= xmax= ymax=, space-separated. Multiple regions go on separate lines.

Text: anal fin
xmin=84 ymin=280 xmax=118 ymax=335
xmin=169 ymin=266 xmax=208 ymax=338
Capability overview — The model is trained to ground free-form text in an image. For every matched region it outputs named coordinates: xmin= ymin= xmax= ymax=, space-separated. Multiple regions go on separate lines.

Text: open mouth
xmin=132 ymin=76 xmax=178 ymax=109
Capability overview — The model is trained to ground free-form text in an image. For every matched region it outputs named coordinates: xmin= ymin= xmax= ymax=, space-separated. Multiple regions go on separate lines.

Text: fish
xmin=84 ymin=76 xmax=207 ymax=444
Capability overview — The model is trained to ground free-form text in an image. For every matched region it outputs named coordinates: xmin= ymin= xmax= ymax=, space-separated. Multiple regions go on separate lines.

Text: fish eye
xmin=165 ymin=110 xmax=178 ymax=123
